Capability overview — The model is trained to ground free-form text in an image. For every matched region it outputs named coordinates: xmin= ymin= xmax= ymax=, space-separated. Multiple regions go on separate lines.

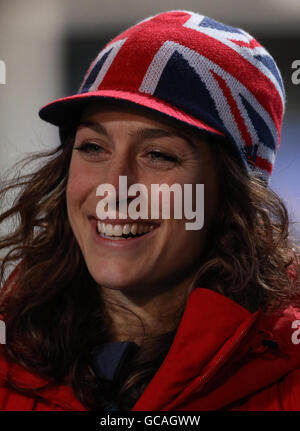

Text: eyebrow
xmin=77 ymin=120 xmax=195 ymax=149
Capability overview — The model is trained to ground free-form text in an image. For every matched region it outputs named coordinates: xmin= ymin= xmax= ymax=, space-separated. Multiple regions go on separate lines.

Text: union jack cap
xmin=39 ymin=10 xmax=285 ymax=183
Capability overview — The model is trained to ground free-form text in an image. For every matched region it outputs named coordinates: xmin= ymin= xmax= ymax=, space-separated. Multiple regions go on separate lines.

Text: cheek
xmin=66 ymin=162 xmax=80 ymax=209
xmin=176 ymin=168 xmax=218 ymax=236
xmin=66 ymin=159 xmax=94 ymax=214
xmin=203 ymin=171 xmax=219 ymax=222
xmin=161 ymin=220 xmax=207 ymax=276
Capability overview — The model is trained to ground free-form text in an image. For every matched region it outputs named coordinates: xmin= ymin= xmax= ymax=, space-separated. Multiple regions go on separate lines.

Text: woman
xmin=0 ymin=10 xmax=300 ymax=411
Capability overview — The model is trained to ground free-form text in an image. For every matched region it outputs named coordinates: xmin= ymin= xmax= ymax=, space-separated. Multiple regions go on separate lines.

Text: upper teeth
xmin=97 ymin=221 xmax=155 ymax=237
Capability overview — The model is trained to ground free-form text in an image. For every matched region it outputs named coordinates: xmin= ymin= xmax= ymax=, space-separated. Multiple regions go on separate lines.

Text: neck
xmin=99 ymin=278 xmax=195 ymax=345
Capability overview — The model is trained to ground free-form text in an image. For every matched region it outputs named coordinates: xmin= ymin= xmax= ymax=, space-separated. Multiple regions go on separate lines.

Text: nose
xmin=97 ymin=150 xmax=138 ymax=207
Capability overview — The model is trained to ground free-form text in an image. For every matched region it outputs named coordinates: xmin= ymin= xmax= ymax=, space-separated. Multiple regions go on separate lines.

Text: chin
xmin=88 ymin=263 xmax=144 ymax=290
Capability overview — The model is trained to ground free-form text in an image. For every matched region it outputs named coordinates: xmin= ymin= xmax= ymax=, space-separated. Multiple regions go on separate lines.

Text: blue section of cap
xmin=92 ymin=341 xmax=137 ymax=382
xmin=253 ymin=55 xmax=284 ymax=93
xmin=153 ymin=50 xmax=227 ymax=137
xmin=240 ymin=94 xmax=276 ymax=150
xmin=81 ymin=48 xmax=113 ymax=93
xmin=200 ymin=16 xmax=244 ymax=34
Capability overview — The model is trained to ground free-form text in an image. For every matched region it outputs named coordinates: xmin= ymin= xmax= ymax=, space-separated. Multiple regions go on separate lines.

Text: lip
xmin=89 ymin=217 xmax=160 ymax=249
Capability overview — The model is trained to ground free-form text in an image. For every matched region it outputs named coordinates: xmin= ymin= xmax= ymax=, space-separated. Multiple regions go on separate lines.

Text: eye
xmin=73 ymin=142 xmax=104 ymax=157
xmin=147 ymin=150 xmax=179 ymax=164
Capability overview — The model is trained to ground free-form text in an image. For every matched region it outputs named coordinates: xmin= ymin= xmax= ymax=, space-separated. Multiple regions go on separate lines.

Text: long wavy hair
xmin=0 ymin=121 xmax=299 ymax=410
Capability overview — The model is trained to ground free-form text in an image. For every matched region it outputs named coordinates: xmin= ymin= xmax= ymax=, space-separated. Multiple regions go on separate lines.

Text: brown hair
xmin=0 ymin=128 xmax=299 ymax=410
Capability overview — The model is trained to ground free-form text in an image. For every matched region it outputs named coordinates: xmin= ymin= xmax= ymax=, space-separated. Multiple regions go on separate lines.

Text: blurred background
xmin=0 ymin=0 xmax=299 ymax=241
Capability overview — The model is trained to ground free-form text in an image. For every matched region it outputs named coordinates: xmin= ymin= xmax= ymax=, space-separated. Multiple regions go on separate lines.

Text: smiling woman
xmin=0 ymin=10 xmax=300 ymax=412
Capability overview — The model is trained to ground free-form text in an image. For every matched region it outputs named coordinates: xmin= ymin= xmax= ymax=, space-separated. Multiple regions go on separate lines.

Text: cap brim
xmin=39 ymin=89 xmax=224 ymax=137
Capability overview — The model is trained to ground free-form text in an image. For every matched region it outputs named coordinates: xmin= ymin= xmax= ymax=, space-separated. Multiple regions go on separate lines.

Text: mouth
xmin=97 ymin=221 xmax=158 ymax=240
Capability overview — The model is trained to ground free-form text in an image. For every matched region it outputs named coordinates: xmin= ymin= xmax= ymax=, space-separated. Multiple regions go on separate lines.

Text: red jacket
xmin=1 ymin=287 xmax=300 ymax=411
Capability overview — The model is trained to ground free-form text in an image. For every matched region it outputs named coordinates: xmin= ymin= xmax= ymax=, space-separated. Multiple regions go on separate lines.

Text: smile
xmin=97 ymin=221 xmax=156 ymax=240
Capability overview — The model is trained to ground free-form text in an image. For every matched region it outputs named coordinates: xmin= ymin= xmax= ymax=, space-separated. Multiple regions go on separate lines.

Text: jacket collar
xmin=132 ymin=287 xmax=260 ymax=410
xmin=132 ymin=288 xmax=300 ymax=410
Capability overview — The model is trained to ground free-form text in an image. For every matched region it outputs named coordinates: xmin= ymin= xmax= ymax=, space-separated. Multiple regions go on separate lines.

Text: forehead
xmin=78 ymin=100 xmax=202 ymax=139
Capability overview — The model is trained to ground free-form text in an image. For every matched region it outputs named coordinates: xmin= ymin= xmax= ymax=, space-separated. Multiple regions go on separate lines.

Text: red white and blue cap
xmin=39 ymin=10 xmax=285 ymax=183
